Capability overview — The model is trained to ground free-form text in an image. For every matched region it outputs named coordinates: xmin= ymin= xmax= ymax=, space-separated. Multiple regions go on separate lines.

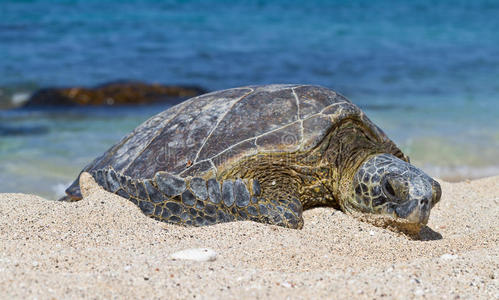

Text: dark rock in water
xmin=22 ymin=81 xmax=207 ymax=107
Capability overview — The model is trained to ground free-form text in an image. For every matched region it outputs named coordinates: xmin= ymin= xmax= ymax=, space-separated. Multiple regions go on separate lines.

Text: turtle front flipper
xmin=91 ymin=168 xmax=214 ymax=226
xmin=91 ymin=168 xmax=303 ymax=228
xmin=220 ymin=178 xmax=304 ymax=229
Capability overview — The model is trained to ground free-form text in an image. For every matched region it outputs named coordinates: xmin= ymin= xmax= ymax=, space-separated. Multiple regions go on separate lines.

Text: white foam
xmin=11 ymin=92 xmax=30 ymax=105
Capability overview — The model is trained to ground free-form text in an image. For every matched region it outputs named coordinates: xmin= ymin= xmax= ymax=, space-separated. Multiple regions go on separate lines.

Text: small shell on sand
xmin=170 ymin=248 xmax=217 ymax=262
xmin=440 ymin=253 xmax=459 ymax=260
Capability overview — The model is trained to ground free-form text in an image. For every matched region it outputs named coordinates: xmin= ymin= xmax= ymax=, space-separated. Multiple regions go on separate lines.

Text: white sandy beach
xmin=0 ymin=174 xmax=498 ymax=299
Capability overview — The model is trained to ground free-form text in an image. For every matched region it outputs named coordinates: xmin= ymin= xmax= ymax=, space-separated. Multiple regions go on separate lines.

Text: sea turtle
xmin=61 ymin=84 xmax=441 ymax=230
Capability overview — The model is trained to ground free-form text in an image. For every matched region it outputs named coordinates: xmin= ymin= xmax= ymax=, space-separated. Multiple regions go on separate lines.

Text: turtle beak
xmin=393 ymin=178 xmax=440 ymax=225
xmin=394 ymin=197 xmax=431 ymax=225
xmin=431 ymin=180 xmax=442 ymax=208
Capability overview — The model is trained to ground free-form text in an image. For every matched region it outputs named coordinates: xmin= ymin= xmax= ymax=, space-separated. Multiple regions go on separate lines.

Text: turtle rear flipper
xmin=58 ymin=179 xmax=83 ymax=202
xmin=58 ymin=194 xmax=77 ymax=202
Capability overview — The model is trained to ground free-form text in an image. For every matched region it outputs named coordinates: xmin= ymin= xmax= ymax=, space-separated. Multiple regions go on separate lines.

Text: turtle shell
xmin=64 ymin=84 xmax=405 ymax=199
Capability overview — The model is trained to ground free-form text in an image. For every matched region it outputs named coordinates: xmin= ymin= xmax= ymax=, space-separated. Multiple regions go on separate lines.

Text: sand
xmin=1 ymin=174 xmax=498 ymax=299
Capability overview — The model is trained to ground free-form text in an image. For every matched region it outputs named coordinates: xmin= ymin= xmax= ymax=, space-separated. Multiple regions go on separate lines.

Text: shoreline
xmin=0 ymin=176 xmax=498 ymax=298
xmin=437 ymin=172 xmax=499 ymax=183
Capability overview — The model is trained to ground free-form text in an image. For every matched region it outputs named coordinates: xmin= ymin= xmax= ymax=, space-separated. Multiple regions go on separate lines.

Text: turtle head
xmin=346 ymin=154 xmax=441 ymax=227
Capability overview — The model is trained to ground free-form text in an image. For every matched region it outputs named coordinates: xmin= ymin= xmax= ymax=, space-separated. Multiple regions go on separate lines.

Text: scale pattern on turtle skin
xmin=92 ymin=168 xmax=304 ymax=228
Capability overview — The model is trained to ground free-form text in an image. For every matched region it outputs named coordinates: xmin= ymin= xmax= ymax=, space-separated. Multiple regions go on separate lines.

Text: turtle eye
xmin=384 ymin=180 xmax=396 ymax=198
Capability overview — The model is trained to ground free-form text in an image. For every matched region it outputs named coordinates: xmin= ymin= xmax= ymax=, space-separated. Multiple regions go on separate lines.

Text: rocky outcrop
xmin=22 ymin=81 xmax=207 ymax=107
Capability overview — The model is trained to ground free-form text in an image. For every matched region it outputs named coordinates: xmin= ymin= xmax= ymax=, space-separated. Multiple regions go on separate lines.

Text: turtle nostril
xmin=420 ymin=198 xmax=428 ymax=206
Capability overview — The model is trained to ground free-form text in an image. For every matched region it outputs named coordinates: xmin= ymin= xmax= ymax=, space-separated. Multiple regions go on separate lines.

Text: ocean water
xmin=1 ymin=0 xmax=498 ymax=198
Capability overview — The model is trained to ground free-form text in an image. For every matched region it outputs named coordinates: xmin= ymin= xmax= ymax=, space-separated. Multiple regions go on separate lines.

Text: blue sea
xmin=1 ymin=0 xmax=498 ymax=199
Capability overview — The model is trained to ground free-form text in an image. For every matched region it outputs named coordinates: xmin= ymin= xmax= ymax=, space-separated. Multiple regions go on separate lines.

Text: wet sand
xmin=0 ymin=174 xmax=497 ymax=299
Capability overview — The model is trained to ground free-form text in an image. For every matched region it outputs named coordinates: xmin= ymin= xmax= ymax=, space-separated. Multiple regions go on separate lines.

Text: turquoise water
xmin=1 ymin=0 xmax=498 ymax=198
